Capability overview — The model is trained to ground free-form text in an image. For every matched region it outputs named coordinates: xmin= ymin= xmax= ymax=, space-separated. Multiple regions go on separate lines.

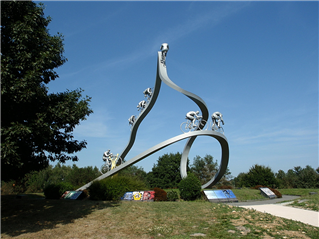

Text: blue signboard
xmin=203 ymin=190 xmax=238 ymax=203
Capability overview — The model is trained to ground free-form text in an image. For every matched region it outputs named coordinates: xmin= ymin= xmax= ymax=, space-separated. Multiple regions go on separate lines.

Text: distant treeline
xmin=234 ymin=165 xmax=319 ymax=189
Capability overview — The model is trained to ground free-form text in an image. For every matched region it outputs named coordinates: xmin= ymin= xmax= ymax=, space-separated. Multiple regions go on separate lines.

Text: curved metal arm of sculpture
xmin=157 ymin=52 xmax=209 ymax=127
xmin=118 ymin=57 xmax=163 ymax=161
xmin=157 ymin=51 xmax=217 ymax=183
xmin=77 ymin=130 xmax=229 ymax=191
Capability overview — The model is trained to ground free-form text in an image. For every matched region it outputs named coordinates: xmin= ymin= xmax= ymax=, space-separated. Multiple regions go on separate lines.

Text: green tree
xmin=1 ymin=1 xmax=93 ymax=181
xmin=238 ymin=164 xmax=278 ymax=188
xmin=275 ymin=169 xmax=287 ymax=188
xmin=190 ymin=154 xmax=232 ymax=186
xmin=178 ymin=173 xmax=202 ymax=201
xmin=191 ymin=155 xmax=218 ymax=185
xmin=118 ymin=165 xmax=149 ymax=188
xmin=147 ymin=152 xmax=189 ymax=189
xmin=234 ymin=173 xmax=246 ymax=187
xmin=65 ymin=165 xmax=101 ymax=189
xmin=24 ymin=163 xmax=72 ymax=193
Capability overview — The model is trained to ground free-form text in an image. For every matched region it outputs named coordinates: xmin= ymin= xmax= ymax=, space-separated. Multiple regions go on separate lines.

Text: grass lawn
xmin=1 ymin=191 xmax=318 ymax=239
xmin=278 ymin=188 xmax=319 ymax=211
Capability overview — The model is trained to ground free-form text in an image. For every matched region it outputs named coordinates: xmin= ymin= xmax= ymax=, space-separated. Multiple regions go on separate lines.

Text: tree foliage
xmin=24 ymin=164 xmax=100 ymax=192
xmin=118 ymin=165 xmax=149 ymax=188
xmin=147 ymin=152 xmax=189 ymax=189
xmin=275 ymin=165 xmax=319 ymax=188
xmin=234 ymin=164 xmax=278 ymax=188
xmin=178 ymin=173 xmax=202 ymax=201
xmin=1 ymin=1 xmax=93 ymax=181
xmin=190 ymin=154 xmax=232 ymax=186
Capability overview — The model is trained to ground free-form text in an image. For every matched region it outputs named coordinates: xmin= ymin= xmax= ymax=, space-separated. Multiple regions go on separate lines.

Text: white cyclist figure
xmin=137 ymin=100 xmax=146 ymax=112
xmin=212 ymin=112 xmax=224 ymax=130
xmin=102 ymin=150 xmax=121 ymax=172
xmin=186 ymin=110 xmax=202 ymax=128
xmin=160 ymin=43 xmax=169 ymax=65
xmin=103 ymin=150 xmax=113 ymax=162
xmin=143 ymin=87 xmax=152 ymax=101
xmin=128 ymin=115 xmax=136 ymax=126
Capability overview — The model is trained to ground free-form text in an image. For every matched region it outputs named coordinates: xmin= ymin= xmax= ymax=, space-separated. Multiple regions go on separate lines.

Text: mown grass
xmin=279 ymin=188 xmax=319 ymax=211
xmin=1 ymin=193 xmax=318 ymax=239
xmin=231 ymin=188 xmax=266 ymax=201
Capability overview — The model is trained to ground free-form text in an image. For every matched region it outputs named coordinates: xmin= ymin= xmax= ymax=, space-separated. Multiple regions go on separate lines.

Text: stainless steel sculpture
xmin=143 ymin=87 xmax=153 ymax=101
xmin=137 ymin=100 xmax=147 ymax=112
xmin=211 ymin=112 xmax=224 ymax=134
xmin=101 ymin=150 xmax=122 ymax=173
xmin=77 ymin=43 xmax=229 ymax=191
xmin=128 ymin=115 xmax=136 ymax=126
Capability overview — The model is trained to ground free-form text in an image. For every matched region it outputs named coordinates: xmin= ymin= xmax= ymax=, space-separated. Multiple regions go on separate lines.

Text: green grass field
xmin=1 ymin=188 xmax=318 ymax=238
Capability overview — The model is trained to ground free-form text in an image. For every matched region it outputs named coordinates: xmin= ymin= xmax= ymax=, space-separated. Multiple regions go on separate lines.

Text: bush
xmin=44 ymin=182 xmax=74 ymax=199
xmin=88 ymin=175 xmax=147 ymax=201
xmin=1 ymin=180 xmax=24 ymax=194
xmin=166 ymin=190 xmax=179 ymax=201
xmin=218 ymin=185 xmax=233 ymax=189
xmin=154 ymin=187 xmax=167 ymax=201
xmin=178 ymin=173 xmax=202 ymax=201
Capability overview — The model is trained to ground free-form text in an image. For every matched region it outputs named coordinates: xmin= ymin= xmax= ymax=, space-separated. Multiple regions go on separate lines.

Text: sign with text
xmin=259 ymin=187 xmax=276 ymax=199
xmin=203 ymin=190 xmax=238 ymax=203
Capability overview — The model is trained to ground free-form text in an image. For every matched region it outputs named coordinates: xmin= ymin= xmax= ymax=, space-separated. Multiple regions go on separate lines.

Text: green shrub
xmin=44 ymin=182 xmax=74 ymax=199
xmin=88 ymin=175 xmax=147 ymax=201
xmin=167 ymin=190 xmax=179 ymax=201
xmin=154 ymin=187 xmax=167 ymax=201
xmin=178 ymin=173 xmax=202 ymax=201
xmin=218 ymin=185 xmax=233 ymax=189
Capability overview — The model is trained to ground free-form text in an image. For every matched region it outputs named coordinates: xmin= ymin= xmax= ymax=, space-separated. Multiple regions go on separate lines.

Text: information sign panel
xmin=259 ymin=187 xmax=276 ymax=199
xmin=203 ymin=190 xmax=238 ymax=203
xmin=63 ymin=191 xmax=83 ymax=200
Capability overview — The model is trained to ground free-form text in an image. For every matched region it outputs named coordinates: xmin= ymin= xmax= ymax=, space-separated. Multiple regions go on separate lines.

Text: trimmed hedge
xmin=88 ymin=175 xmax=147 ymax=201
xmin=178 ymin=173 xmax=202 ymax=201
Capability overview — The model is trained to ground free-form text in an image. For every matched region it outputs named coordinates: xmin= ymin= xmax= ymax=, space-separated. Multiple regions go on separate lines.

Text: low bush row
xmin=40 ymin=173 xmax=203 ymax=201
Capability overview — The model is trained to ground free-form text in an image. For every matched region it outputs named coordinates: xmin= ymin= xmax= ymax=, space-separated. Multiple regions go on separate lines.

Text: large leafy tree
xmin=236 ymin=164 xmax=278 ymax=188
xmin=276 ymin=166 xmax=319 ymax=188
xmin=190 ymin=154 xmax=232 ymax=186
xmin=147 ymin=152 xmax=190 ymax=189
xmin=1 ymin=1 xmax=93 ymax=181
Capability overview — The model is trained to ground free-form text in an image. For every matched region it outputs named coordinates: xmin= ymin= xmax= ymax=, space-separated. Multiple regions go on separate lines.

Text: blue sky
xmin=39 ymin=1 xmax=318 ymax=177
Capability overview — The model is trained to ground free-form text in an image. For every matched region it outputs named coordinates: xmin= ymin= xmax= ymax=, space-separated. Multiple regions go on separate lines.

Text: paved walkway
xmin=227 ymin=195 xmax=319 ymax=227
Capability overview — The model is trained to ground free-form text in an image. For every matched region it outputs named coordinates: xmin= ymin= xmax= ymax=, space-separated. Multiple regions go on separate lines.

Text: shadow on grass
xmin=1 ymin=194 xmax=119 ymax=237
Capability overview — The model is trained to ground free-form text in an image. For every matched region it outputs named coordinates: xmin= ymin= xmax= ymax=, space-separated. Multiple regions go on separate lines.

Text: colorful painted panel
xmin=142 ymin=191 xmax=155 ymax=201
xmin=132 ymin=191 xmax=143 ymax=201
xmin=121 ymin=191 xmax=155 ymax=201
xmin=122 ymin=191 xmax=133 ymax=200
xmin=64 ymin=191 xmax=83 ymax=200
